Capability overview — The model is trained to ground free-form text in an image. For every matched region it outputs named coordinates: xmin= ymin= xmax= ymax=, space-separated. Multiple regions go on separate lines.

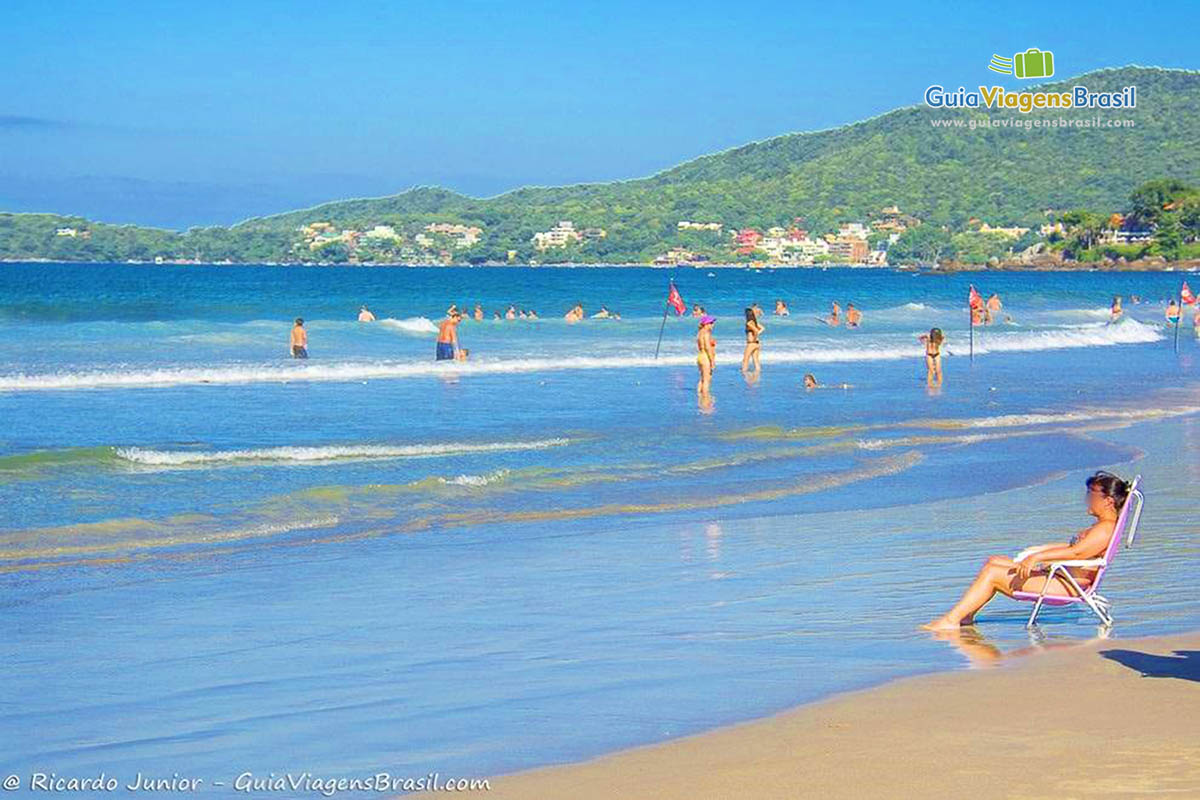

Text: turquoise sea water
xmin=0 ymin=263 xmax=1198 ymax=794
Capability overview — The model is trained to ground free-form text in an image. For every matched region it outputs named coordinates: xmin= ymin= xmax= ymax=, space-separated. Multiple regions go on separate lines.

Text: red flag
xmin=968 ymin=284 xmax=984 ymax=310
xmin=1182 ymin=281 xmax=1196 ymax=305
xmin=667 ymin=282 xmax=686 ymax=316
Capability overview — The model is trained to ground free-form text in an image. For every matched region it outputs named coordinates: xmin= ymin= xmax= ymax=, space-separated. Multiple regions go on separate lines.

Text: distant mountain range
xmin=3 ymin=66 xmax=1198 ymax=264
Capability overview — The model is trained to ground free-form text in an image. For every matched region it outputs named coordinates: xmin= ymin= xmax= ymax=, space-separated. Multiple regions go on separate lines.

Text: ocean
xmin=1 ymin=263 xmax=1197 ymax=793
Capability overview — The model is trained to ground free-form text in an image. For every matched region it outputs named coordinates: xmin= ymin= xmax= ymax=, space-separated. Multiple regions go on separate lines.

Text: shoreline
xmin=430 ymin=628 xmax=1200 ymax=799
xmin=3 ymin=258 xmax=1200 ymax=272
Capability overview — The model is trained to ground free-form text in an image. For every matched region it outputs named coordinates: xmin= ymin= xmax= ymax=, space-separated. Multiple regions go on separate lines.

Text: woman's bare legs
xmin=923 ymin=556 xmax=1082 ymax=630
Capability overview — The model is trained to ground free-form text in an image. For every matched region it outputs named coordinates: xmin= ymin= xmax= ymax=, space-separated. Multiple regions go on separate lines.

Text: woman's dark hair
xmin=744 ymin=307 xmax=756 ymax=323
xmin=930 ymin=327 xmax=944 ymax=344
xmin=1086 ymin=471 xmax=1130 ymax=510
xmin=295 ymin=317 xmax=303 ymax=325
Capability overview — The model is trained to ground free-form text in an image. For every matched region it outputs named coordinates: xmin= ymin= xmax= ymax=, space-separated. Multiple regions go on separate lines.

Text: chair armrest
xmin=1041 ymin=559 xmax=1105 ymax=568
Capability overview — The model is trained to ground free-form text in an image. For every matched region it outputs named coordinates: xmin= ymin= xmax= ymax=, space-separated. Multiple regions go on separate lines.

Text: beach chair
xmin=1011 ymin=476 xmax=1144 ymax=627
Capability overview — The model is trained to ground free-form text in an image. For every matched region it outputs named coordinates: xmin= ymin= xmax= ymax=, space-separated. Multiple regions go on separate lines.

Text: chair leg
xmin=1027 ymin=597 xmax=1044 ymax=627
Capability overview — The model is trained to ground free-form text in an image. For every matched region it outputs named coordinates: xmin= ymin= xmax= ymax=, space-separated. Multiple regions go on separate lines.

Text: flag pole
xmin=654 ymin=280 xmax=672 ymax=360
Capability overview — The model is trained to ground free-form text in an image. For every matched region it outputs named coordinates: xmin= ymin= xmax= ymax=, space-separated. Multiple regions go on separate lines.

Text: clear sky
xmin=3 ymin=0 xmax=1197 ymax=228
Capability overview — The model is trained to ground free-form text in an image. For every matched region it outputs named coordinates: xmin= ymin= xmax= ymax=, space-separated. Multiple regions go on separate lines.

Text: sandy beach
xmin=438 ymin=629 xmax=1200 ymax=800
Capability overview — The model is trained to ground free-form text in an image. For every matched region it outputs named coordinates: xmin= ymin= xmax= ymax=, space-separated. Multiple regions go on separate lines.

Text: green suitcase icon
xmin=1014 ymin=48 xmax=1054 ymax=79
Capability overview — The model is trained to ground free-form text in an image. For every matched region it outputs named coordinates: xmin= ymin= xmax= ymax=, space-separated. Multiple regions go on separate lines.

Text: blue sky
xmin=2 ymin=0 xmax=1197 ymax=228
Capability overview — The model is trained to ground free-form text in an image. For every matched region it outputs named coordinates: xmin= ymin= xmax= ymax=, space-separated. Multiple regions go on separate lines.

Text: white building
xmin=533 ymin=221 xmax=583 ymax=250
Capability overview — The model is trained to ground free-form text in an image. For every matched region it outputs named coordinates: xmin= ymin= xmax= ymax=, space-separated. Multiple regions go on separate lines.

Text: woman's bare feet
xmin=921 ymin=616 xmax=966 ymax=631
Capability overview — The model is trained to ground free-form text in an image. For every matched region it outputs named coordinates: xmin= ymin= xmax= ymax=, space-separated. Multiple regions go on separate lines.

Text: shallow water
xmin=0 ymin=264 xmax=1197 ymax=793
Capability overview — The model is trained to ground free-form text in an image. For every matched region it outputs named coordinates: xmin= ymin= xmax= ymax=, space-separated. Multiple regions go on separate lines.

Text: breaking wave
xmin=0 ymin=319 xmax=1165 ymax=391
xmin=114 ymin=438 xmax=569 ymax=467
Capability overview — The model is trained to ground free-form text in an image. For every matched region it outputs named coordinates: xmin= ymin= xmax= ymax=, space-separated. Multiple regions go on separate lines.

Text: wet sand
xmin=427 ymin=630 xmax=1200 ymax=799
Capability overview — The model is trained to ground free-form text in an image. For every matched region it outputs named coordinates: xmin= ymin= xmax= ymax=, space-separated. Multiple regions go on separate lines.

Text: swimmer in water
xmin=803 ymin=373 xmax=851 ymax=390
xmin=506 ymin=305 xmax=517 ymax=320
xmin=774 ymin=299 xmax=790 ymax=316
xmin=845 ymin=303 xmax=862 ymax=328
xmin=1110 ymin=295 xmax=1123 ymax=323
xmin=454 ymin=347 xmax=470 ymax=362
xmin=592 ymin=305 xmax=611 ymax=319
xmin=290 ymin=318 xmax=308 ymax=359
xmin=474 ymin=304 xmax=484 ymax=321
xmin=919 ymin=327 xmax=944 ymax=387
xmin=358 ymin=305 xmax=376 ymax=322
xmin=692 ymin=304 xmax=706 ymax=318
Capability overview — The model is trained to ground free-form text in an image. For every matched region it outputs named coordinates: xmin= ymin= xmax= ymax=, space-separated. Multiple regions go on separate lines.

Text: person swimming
xmin=290 ymin=317 xmax=308 ymax=359
xmin=592 ymin=305 xmax=611 ymax=319
xmin=473 ymin=304 xmax=484 ymax=321
xmin=358 ymin=305 xmax=376 ymax=322
xmin=923 ymin=471 xmax=1130 ymax=630
xmin=1110 ymin=295 xmax=1123 ymax=323
xmin=919 ymin=327 xmax=944 ymax=387
xmin=774 ymin=299 xmax=790 ymax=316
xmin=803 ymin=372 xmax=851 ymax=390
xmin=741 ymin=307 xmax=764 ymax=373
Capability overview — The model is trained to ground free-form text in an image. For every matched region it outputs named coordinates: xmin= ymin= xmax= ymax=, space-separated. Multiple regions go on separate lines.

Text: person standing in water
xmin=986 ymin=294 xmax=1002 ymax=325
xmin=436 ymin=311 xmax=462 ymax=361
xmin=358 ymin=305 xmax=376 ymax=322
xmin=473 ymin=303 xmax=484 ymax=321
xmin=1110 ymin=295 xmax=1123 ymax=323
xmin=1166 ymin=299 xmax=1181 ymax=327
xmin=845 ymin=303 xmax=862 ymax=328
xmin=696 ymin=315 xmax=716 ymax=396
xmin=290 ymin=318 xmax=308 ymax=359
xmin=918 ymin=327 xmax=944 ymax=387
xmin=774 ymin=299 xmax=790 ymax=316
xmin=823 ymin=301 xmax=841 ymax=327
xmin=741 ymin=307 xmax=764 ymax=373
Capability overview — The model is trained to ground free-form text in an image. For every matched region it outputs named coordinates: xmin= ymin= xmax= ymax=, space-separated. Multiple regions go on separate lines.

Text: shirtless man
xmin=473 ymin=304 xmax=484 ymax=321
xmin=436 ymin=312 xmax=461 ymax=361
xmin=985 ymin=294 xmax=1002 ymax=325
xmin=358 ymin=305 xmax=376 ymax=322
xmin=845 ymin=303 xmax=862 ymax=328
xmin=290 ymin=318 xmax=308 ymax=358
xmin=1166 ymin=299 xmax=1181 ymax=327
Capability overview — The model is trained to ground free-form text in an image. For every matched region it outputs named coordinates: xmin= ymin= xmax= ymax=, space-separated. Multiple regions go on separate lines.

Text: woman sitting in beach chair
xmin=923 ymin=471 xmax=1130 ymax=631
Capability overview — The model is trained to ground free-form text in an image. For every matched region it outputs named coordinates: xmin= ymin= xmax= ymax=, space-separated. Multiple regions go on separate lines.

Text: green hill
xmin=3 ymin=66 xmax=1198 ymax=264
